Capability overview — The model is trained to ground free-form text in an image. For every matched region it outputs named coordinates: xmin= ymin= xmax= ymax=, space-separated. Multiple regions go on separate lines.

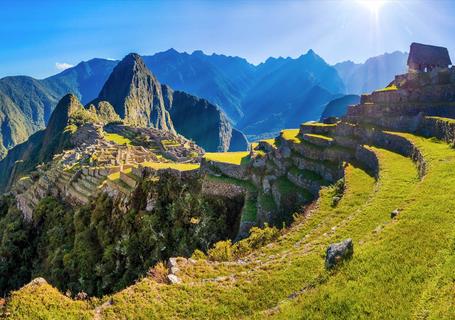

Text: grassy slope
xmin=5 ymin=282 xmax=92 ymax=320
xmin=267 ymin=133 xmax=455 ymax=319
xmin=6 ymin=132 xmax=455 ymax=319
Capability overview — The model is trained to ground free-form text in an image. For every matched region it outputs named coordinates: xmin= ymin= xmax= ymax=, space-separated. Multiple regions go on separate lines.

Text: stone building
xmin=407 ymin=42 xmax=452 ymax=72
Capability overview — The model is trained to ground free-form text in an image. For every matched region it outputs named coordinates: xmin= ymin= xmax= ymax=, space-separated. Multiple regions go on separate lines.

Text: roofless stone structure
xmin=407 ymin=42 xmax=452 ymax=72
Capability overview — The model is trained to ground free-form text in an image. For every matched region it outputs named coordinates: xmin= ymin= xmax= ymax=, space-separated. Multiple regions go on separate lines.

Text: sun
xmin=357 ymin=0 xmax=387 ymax=14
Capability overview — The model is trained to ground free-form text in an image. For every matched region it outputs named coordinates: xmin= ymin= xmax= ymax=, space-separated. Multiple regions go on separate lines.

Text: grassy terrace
xmin=375 ymin=84 xmax=398 ymax=92
xmin=280 ymin=129 xmax=301 ymax=143
xmin=204 ymin=151 xmax=250 ymax=165
xmin=425 ymin=115 xmax=455 ymax=124
xmin=6 ymin=133 xmax=455 ymax=319
xmin=103 ymin=133 xmax=132 ymax=145
xmin=141 ymin=162 xmax=200 ymax=171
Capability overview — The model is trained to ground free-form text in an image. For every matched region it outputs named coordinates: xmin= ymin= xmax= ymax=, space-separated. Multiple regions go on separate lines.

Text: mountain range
xmin=0 ymin=49 xmax=408 ymax=158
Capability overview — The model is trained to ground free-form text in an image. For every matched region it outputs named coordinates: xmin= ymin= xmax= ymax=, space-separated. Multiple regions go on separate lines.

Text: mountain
xmin=95 ymin=53 xmax=174 ymax=130
xmin=334 ymin=51 xmax=408 ymax=94
xmin=0 ymin=49 xmax=408 ymax=157
xmin=143 ymin=49 xmax=255 ymax=122
xmin=91 ymin=53 xmax=247 ymax=151
xmin=43 ymin=58 xmax=117 ymax=105
xmin=162 ymin=87 xmax=248 ymax=152
xmin=0 ymin=94 xmax=87 ymax=191
xmin=0 ymin=76 xmax=62 ymax=158
xmin=238 ymin=50 xmax=345 ymax=138
xmin=320 ymin=94 xmax=361 ymax=120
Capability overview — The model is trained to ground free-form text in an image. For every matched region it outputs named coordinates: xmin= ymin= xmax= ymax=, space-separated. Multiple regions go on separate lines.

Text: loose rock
xmin=391 ymin=209 xmax=400 ymax=219
xmin=325 ymin=238 xmax=353 ymax=269
xmin=167 ymin=274 xmax=182 ymax=284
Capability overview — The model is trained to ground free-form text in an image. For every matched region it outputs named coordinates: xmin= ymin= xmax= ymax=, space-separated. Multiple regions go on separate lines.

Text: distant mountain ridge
xmin=334 ymin=51 xmax=408 ymax=94
xmin=0 ymin=48 xmax=409 ymax=156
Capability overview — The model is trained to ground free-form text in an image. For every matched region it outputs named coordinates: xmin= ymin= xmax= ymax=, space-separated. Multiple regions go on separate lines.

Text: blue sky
xmin=1 ymin=0 xmax=454 ymax=78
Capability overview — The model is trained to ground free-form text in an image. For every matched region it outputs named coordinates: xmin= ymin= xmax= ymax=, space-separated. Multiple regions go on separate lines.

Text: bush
xmin=191 ymin=249 xmax=206 ymax=260
xmin=208 ymin=240 xmax=233 ymax=261
xmin=234 ymin=224 xmax=280 ymax=257
xmin=147 ymin=261 xmax=168 ymax=283
xmin=207 ymin=224 xmax=281 ymax=262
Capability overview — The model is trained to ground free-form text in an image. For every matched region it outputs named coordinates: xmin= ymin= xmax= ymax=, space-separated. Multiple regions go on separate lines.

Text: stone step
xmin=292 ymin=155 xmax=343 ymax=182
xmin=78 ymin=176 xmax=99 ymax=192
xmin=20 ymin=190 xmax=39 ymax=207
xmin=299 ymin=122 xmax=337 ymax=136
xmin=119 ymin=171 xmax=138 ymax=189
xmin=66 ymin=185 xmax=89 ymax=204
xmin=71 ymin=181 xmax=92 ymax=198
xmin=302 ymin=133 xmax=334 ymax=147
xmin=286 ymin=168 xmax=328 ymax=196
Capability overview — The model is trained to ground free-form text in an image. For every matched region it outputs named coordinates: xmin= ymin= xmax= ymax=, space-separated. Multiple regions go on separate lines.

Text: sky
xmin=0 ymin=0 xmax=454 ymax=79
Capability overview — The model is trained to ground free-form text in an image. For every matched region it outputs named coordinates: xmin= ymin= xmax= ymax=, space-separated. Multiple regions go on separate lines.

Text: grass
xmin=289 ymin=167 xmax=323 ymax=182
xmin=425 ymin=116 xmax=455 ymax=124
xmin=103 ymin=133 xmax=132 ymax=146
xmin=301 ymin=122 xmax=337 ymax=127
xmin=6 ymin=132 xmax=455 ymax=319
xmin=205 ymin=174 xmax=256 ymax=192
xmin=5 ymin=281 xmax=93 ymax=319
xmin=303 ymin=133 xmax=334 ymax=142
xmin=204 ymin=152 xmax=251 ymax=165
xmin=375 ymin=84 xmax=398 ymax=92
xmin=242 ymin=194 xmax=258 ymax=222
xmin=280 ymin=129 xmax=301 ymax=143
xmin=142 ymin=162 xmax=200 ymax=171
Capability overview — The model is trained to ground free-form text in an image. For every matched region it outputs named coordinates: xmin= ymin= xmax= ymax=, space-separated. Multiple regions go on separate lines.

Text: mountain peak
xmin=96 ymin=53 xmax=174 ymax=130
xmin=46 ymin=94 xmax=84 ymax=134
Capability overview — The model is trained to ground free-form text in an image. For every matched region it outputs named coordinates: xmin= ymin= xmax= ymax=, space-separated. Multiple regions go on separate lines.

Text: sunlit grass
xmin=141 ymin=162 xmax=200 ymax=171
xmin=104 ymin=133 xmax=132 ymax=145
xmin=375 ymin=84 xmax=398 ymax=92
xmin=204 ymin=152 xmax=250 ymax=165
xmin=280 ymin=129 xmax=301 ymax=143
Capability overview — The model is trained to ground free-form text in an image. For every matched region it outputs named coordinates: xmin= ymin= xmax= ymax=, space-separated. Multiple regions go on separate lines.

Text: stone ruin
xmin=12 ymin=123 xmax=204 ymax=220
xmin=407 ymin=42 xmax=452 ymax=73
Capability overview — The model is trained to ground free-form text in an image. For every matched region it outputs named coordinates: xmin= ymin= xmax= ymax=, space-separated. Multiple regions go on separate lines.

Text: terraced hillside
xmin=3 ymin=113 xmax=455 ymax=318
xmin=2 ymin=55 xmax=455 ymax=319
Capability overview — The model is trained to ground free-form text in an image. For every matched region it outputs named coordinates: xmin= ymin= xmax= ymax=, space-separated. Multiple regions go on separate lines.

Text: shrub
xmin=147 ymin=261 xmax=168 ymax=283
xmin=234 ymin=224 xmax=280 ymax=257
xmin=191 ymin=249 xmax=206 ymax=260
xmin=207 ymin=224 xmax=281 ymax=262
xmin=208 ymin=240 xmax=233 ymax=261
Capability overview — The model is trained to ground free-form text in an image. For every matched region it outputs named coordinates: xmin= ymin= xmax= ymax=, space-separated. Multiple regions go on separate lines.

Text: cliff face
xmin=97 ymin=53 xmax=174 ymax=131
xmin=163 ymin=88 xmax=248 ymax=152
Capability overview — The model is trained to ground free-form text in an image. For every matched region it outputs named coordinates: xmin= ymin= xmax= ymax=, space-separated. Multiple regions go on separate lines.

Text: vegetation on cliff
xmin=0 ymin=172 xmax=243 ymax=298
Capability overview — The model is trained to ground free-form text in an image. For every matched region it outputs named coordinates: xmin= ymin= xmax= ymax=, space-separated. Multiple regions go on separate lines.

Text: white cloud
xmin=55 ymin=62 xmax=74 ymax=71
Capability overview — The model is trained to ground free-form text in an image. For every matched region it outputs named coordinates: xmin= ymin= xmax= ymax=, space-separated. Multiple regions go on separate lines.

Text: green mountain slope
xmin=320 ymin=94 xmax=360 ymax=120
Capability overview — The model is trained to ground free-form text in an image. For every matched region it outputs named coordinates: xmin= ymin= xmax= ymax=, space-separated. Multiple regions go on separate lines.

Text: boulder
xmin=325 ymin=238 xmax=353 ymax=269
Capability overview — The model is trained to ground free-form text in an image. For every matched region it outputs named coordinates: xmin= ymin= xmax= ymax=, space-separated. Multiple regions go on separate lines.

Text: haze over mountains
xmin=0 ymin=49 xmax=408 ymax=157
